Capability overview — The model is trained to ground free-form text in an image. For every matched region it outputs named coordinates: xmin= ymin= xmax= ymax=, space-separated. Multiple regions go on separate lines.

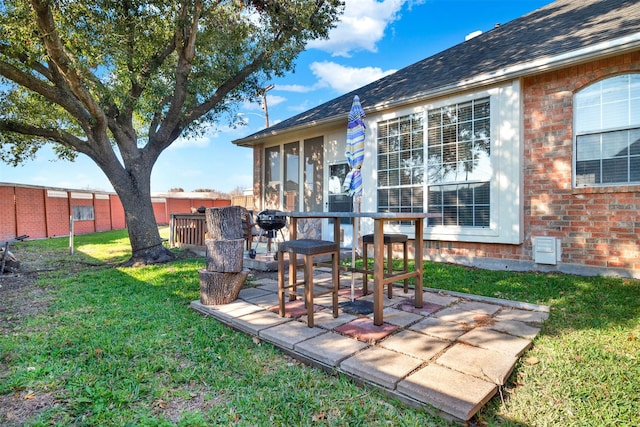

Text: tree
xmin=0 ymin=0 xmax=343 ymax=265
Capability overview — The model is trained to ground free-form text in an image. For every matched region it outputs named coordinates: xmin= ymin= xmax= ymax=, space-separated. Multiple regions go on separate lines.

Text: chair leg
xmin=362 ymin=243 xmax=369 ymax=295
xmin=403 ymin=241 xmax=409 ymax=293
xmin=278 ymin=249 xmax=285 ymax=317
xmin=304 ymin=254 xmax=314 ymax=327
xmin=288 ymin=250 xmax=297 ymax=301
xmin=332 ymin=251 xmax=339 ymax=318
xmin=387 ymin=243 xmax=393 ymax=299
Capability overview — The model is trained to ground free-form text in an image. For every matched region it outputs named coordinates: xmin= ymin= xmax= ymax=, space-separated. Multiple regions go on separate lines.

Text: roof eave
xmin=233 ymin=33 xmax=640 ymax=148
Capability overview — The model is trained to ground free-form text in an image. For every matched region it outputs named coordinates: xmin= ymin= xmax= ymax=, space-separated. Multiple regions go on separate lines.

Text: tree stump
xmin=206 ymin=206 xmax=243 ymax=240
xmin=199 ymin=270 xmax=249 ymax=305
xmin=205 ymin=239 xmax=244 ymax=272
xmin=199 ymin=206 xmax=247 ymax=305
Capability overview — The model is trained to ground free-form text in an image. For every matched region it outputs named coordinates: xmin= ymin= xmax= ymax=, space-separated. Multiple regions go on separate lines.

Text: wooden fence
xmin=169 ymin=213 xmax=206 ymax=250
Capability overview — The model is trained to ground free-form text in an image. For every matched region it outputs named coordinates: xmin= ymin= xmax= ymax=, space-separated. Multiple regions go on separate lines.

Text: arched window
xmin=574 ymin=74 xmax=640 ymax=186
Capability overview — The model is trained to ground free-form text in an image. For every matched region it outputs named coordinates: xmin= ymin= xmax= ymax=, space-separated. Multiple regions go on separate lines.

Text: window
xmin=72 ymin=205 xmax=94 ymax=221
xmin=264 ymin=145 xmax=280 ymax=208
xmin=574 ymin=74 xmax=640 ymax=186
xmin=426 ymin=98 xmax=491 ymax=227
xmin=376 ymin=113 xmax=424 ymax=224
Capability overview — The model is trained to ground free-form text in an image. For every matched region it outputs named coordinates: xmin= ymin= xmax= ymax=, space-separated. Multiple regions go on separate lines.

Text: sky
xmin=0 ymin=0 xmax=553 ymax=194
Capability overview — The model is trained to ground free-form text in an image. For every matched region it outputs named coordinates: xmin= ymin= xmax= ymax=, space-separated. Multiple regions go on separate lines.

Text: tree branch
xmin=30 ymin=0 xmax=108 ymax=133
xmin=0 ymin=119 xmax=94 ymax=157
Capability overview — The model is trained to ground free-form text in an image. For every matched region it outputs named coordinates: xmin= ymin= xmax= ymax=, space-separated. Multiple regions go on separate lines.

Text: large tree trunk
xmin=110 ymin=163 xmax=175 ymax=266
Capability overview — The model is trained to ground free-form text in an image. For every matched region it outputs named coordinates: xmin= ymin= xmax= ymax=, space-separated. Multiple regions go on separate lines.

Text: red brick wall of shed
xmin=0 ymin=186 xmax=17 ymax=241
xmin=94 ymin=197 xmax=112 ymax=232
xmin=15 ymin=187 xmax=47 ymax=239
xmin=45 ymin=193 xmax=70 ymax=237
xmin=109 ymin=195 xmax=126 ymax=229
xmin=425 ymin=51 xmax=640 ymax=275
xmin=71 ymin=197 xmax=96 ymax=234
xmin=153 ymin=201 xmax=167 ymax=225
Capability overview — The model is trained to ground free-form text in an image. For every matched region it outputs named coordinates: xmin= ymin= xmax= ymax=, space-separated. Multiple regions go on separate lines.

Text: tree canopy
xmin=0 ymin=0 xmax=343 ymax=264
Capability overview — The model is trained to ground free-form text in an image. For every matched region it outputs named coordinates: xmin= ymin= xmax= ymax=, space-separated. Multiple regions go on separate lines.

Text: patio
xmin=190 ymin=266 xmax=549 ymax=422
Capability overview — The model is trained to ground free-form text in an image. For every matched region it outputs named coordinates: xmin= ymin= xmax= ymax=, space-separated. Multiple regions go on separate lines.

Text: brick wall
xmin=425 ymin=52 xmax=640 ymax=277
xmin=110 ymin=195 xmax=126 ymax=230
xmin=45 ymin=190 xmax=70 ymax=237
xmin=0 ymin=183 xmax=231 ymax=241
xmin=15 ymin=187 xmax=47 ymax=239
xmin=0 ymin=186 xmax=17 ymax=240
xmin=94 ymin=195 xmax=112 ymax=232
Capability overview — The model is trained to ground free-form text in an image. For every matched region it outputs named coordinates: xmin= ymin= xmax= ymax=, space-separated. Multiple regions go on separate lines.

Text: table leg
xmin=414 ymin=218 xmax=424 ymax=308
xmin=373 ymin=219 xmax=385 ymax=326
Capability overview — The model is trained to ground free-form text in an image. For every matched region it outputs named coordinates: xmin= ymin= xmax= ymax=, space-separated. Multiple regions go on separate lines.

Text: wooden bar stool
xmin=361 ymin=233 xmax=409 ymax=298
xmin=277 ymin=239 xmax=340 ymax=327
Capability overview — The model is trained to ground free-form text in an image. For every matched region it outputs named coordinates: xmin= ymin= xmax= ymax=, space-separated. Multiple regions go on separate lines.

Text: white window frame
xmin=573 ymin=73 xmax=640 ymax=188
xmin=363 ymin=81 xmax=523 ymax=244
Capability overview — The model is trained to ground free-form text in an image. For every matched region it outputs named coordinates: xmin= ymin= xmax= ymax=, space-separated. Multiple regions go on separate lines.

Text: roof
xmin=233 ymin=0 xmax=640 ymax=146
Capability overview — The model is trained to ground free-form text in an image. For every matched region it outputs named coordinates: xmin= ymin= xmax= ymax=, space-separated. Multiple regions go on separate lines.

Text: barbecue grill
xmin=248 ymin=209 xmax=287 ymax=259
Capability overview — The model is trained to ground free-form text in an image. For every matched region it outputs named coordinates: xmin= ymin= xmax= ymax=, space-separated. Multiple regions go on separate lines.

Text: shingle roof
xmin=234 ymin=0 xmax=640 ymax=146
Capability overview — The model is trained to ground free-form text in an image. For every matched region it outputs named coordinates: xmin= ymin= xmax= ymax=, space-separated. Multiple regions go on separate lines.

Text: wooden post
xmin=199 ymin=206 xmax=248 ymax=305
xmin=69 ymin=215 xmax=74 ymax=256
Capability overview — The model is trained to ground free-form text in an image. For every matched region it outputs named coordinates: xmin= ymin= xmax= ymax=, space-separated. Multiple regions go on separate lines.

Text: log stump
xmin=205 ymin=239 xmax=244 ymax=272
xmin=199 ymin=270 xmax=249 ymax=305
xmin=199 ymin=206 xmax=247 ymax=305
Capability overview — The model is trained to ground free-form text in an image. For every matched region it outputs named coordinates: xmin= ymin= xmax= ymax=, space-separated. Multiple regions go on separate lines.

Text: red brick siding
xmin=70 ymin=196 xmax=96 ymax=235
xmin=15 ymin=187 xmax=47 ymax=239
xmin=0 ymin=186 xmax=17 ymax=241
xmin=94 ymin=197 xmax=112 ymax=232
xmin=166 ymin=198 xmax=192 ymax=215
xmin=152 ymin=201 xmax=167 ymax=225
xmin=429 ymin=52 xmax=640 ymax=274
xmin=45 ymin=192 xmax=70 ymax=237
xmin=109 ymin=195 xmax=126 ymax=229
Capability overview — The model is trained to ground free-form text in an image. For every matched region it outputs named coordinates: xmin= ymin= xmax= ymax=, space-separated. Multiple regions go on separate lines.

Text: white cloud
xmin=307 ymin=0 xmax=419 ymax=57
xmin=309 ymin=61 xmax=396 ymax=93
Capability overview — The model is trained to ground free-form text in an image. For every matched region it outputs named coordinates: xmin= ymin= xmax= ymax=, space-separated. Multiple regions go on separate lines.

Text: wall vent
xmin=533 ymin=236 xmax=561 ymax=265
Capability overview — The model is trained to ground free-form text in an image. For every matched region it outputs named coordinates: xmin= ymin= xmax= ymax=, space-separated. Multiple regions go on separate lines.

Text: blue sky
xmin=1 ymin=0 xmax=552 ymax=194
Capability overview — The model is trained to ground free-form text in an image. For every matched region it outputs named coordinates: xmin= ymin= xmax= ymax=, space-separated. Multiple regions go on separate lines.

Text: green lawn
xmin=1 ymin=229 xmax=638 ymax=426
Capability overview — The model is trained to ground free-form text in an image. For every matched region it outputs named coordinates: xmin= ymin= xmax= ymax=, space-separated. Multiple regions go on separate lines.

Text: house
xmin=233 ymin=0 xmax=640 ymax=279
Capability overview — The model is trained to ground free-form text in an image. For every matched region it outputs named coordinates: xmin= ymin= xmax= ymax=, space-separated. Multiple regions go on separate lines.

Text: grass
xmin=1 ymin=229 xmax=639 ymax=426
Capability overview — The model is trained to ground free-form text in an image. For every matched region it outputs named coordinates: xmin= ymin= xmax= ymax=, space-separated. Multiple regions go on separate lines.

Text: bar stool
xmin=277 ymin=239 xmax=340 ymax=327
xmin=361 ymin=233 xmax=409 ymax=298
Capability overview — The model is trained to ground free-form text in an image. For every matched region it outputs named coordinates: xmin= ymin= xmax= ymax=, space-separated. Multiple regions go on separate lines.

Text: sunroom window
xmin=574 ymin=74 xmax=640 ymax=186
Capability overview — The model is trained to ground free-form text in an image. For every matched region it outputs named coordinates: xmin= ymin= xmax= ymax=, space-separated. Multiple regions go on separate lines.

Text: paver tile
xmin=409 ymin=317 xmax=468 ymax=341
xmin=341 ymin=347 xmax=423 ymax=389
xmin=259 ymin=321 xmax=326 ymax=350
xmin=434 ymin=307 xmax=493 ymax=326
xmin=299 ymin=310 xmax=357 ymax=329
xmin=436 ymin=343 xmax=518 ymax=385
xmin=230 ymin=309 xmax=291 ymax=335
xmin=494 ymin=308 xmax=549 ymax=324
xmin=395 ymin=300 xmax=443 ymax=316
xmin=487 ymin=319 xmax=541 ymax=340
xmin=295 ymin=332 xmax=368 ymax=366
xmin=397 ymin=363 xmax=497 ymax=421
xmin=421 ymin=291 xmax=459 ymax=306
xmin=450 ymin=300 xmax=502 ymax=316
xmin=369 ymin=307 xmax=423 ymax=327
xmin=335 ymin=317 xmax=399 ymax=343
xmin=239 ymin=287 xmax=271 ymax=300
xmin=458 ymin=328 xmax=532 ymax=357
xmin=379 ymin=330 xmax=450 ymax=361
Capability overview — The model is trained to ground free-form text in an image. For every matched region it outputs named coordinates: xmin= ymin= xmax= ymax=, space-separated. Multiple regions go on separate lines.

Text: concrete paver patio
xmin=190 ymin=268 xmax=549 ymax=422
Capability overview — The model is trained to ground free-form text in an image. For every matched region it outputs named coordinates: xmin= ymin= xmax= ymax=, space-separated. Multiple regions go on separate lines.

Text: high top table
xmin=277 ymin=211 xmax=439 ymax=326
